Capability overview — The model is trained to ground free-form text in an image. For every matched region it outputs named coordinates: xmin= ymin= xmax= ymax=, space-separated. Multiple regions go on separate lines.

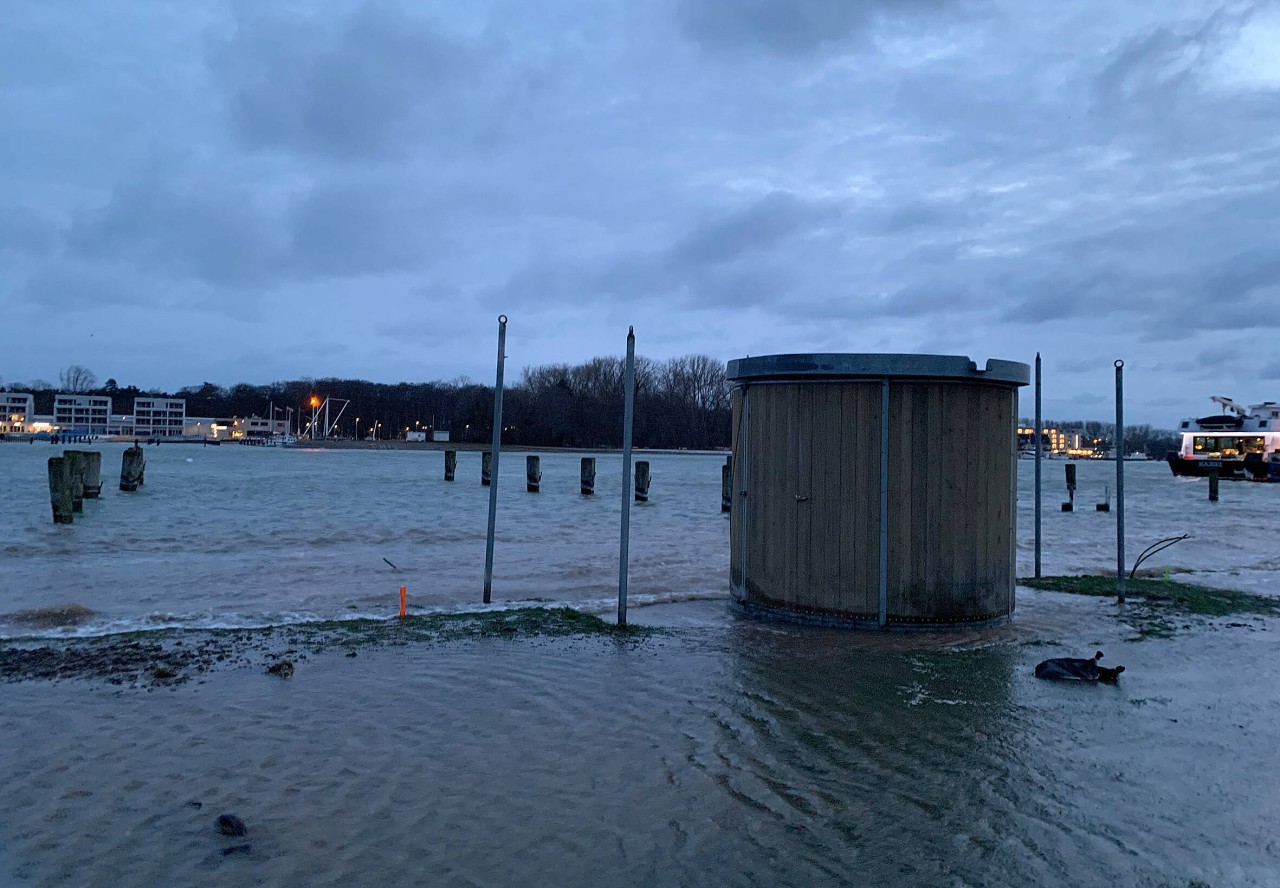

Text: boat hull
xmin=1167 ymin=454 xmax=1277 ymax=481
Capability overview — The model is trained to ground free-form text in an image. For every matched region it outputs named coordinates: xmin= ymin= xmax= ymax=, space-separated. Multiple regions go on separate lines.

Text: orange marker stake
xmin=399 ymin=585 xmax=407 ymax=618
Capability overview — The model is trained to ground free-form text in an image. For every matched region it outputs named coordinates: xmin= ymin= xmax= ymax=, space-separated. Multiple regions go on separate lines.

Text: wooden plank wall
xmin=731 ymin=378 xmax=1016 ymax=623
xmin=886 ymin=382 xmax=1014 ymax=622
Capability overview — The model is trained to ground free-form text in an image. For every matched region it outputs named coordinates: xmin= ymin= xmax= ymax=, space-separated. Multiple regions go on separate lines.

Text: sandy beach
xmin=2 ymin=592 xmax=1277 ymax=887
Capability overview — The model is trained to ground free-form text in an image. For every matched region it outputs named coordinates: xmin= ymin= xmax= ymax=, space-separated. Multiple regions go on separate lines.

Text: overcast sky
xmin=3 ymin=0 xmax=1279 ymax=425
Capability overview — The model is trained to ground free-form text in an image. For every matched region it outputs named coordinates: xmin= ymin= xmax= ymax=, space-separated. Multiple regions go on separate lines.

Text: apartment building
xmin=54 ymin=394 xmax=112 ymax=435
xmin=133 ymin=398 xmax=186 ymax=438
xmin=0 ymin=392 xmax=34 ymax=434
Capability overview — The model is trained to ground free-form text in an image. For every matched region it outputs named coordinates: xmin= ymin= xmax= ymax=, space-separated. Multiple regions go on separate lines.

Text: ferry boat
xmin=1167 ymin=397 xmax=1280 ymax=481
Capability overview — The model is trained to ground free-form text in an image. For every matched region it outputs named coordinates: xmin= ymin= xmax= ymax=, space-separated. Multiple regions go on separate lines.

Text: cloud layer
xmin=3 ymin=0 xmax=1279 ymax=423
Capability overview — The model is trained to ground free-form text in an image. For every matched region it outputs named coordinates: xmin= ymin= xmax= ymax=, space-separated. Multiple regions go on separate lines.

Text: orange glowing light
xmin=309 ymin=396 xmax=320 ymax=407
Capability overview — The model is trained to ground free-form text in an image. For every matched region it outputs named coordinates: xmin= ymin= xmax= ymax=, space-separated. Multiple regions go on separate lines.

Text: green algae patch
xmin=293 ymin=607 xmax=655 ymax=650
xmin=1020 ymin=575 xmax=1280 ymax=618
xmin=0 ymin=604 xmax=95 ymax=629
xmin=0 ymin=607 xmax=656 ymax=687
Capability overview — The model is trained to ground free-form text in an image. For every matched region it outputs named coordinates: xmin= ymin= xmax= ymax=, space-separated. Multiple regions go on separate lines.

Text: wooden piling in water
xmin=481 ymin=450 xmax=492 ymax=486
xmin=81 ymin=451 xmax=103 ymax=498
xmin=64 ymin=450 xmax=85 ymax=513
xmin=120 ymin=445 xmax=145 ymax=492
xmin=1062 ymin=463 xmax=1076 ymax=512
xmin=721 ymin=462 xmax=732 ymax=513
xmin=444 ymin=450 xmax=457 ymax=481
xmin=526 ymin=455 xmax=541 ymax=492
xmin=48 ymin=457 xmax=73 ymax=524
xmin=635 ymin=460 xmax=651 ymax=502
xmin=1209 ymin=470 xmax=1219 ymax=502
xmin=580 ymin=457 xmax=595 ymax=495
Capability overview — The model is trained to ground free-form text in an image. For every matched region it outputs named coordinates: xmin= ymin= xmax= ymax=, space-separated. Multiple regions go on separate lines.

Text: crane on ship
xmin=1211 ymin=395 xmax=1250 ymax=417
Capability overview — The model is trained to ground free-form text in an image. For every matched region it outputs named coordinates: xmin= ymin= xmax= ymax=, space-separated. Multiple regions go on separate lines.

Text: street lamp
xmin=354 ymin=417 xmax=360 ymax=441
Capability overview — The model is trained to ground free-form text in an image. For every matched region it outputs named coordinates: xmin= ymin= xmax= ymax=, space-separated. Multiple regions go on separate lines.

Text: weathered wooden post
xmin=635 ymin=460 xmax=651 ymax=502
xmin=82 ymin=451 xmax=103 ymax=498
xmin=580 ymin=457 xmax=595 ymax=495
xmin=721 ymin=461 xmax=732 ymax=513
xmin=1061 ymin=463 xmax=1076 ymax=512
xmin=481 ymin=450 xmax=493 ymax=486
xmin=526 ymin=455 xmax=541 ymax=493
xmin=444 ymin=450 xmax=457 ymax=481
xmin=1208 ymin=470 xmax=1219 ymax=502
xmin=64 ymin=450 xmax=85 ymax=513
xmin=120 ymin=444 xmax=145 ymax=492
xmin=48 ymin=457 xmax=73 ymax=525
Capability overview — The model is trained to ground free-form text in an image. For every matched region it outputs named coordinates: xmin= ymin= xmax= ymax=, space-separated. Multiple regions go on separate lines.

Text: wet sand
xmin=1 ymin=593 xmax=1276 ymax=887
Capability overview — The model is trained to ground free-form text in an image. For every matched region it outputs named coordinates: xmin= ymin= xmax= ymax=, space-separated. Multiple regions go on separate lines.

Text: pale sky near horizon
xmin=3 ymin=0 xmax=1279 ymax=426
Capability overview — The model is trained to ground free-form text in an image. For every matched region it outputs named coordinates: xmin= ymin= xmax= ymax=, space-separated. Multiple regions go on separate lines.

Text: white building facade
xmin=54 ymin=394 xmax=112 ymax=435
xmin=133 ymin=398 xmax=186 ymax=438
xmin=1 ymin=392 xmax=34 ymax=434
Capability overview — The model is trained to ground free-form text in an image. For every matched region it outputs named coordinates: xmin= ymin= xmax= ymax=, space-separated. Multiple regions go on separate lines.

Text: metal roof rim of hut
xmin=726 ymin=353 xmax=1030 ymax=387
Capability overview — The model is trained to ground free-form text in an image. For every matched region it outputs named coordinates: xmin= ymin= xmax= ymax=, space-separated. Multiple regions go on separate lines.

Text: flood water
xmin=1 ymin=443 xmax=1279 ymax=886
xmin=1 ymin=442 xmax=1277 ymax=636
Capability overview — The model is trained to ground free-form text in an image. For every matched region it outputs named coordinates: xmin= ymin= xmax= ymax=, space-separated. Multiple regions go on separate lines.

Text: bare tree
xmin=59 ymin=365 xmax=97 ymax=393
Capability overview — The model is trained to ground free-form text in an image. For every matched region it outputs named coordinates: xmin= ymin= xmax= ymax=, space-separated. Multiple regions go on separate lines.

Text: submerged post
xmin=64 ymin=450 xmax=85 ymax=513
xmin=634 ymin=461 xmax=651 ymax=503
xmin=526 ymin=455 xmax=541 ymax=493
xmin=483 ymin=315 xmax=507 ymax=604
xmin=1034 ymin=352 xmax=1042 ymax=578
xmin=47 ymin=457 xmax=73 ymax=525
xmin=444 ymin=450 xmax=457 ymax=481
xmin=481 ymin=450 xmax=493 ymax=486
xmin=618 ymin=326 xmax=636 ymax=627
xmin=721 ymin=461 xmax=732 ymax=513
xmin=580 ymin=457 xmax=596 ymax=495
xmin=1115 ymin=359 xmax=1126 ymax=604
xmin=1208 ymin=470 xmax=1219 ymax=502
xmin=82 ymin=451 xmax=103 ymax=498
xmin=1062 ymin=463 xmax=1076 ymax=512
xmin=120 ymin=445 xmax=145 ymax=492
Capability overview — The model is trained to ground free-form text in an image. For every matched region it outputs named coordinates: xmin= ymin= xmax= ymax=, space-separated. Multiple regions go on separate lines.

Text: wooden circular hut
xmin=727 ymin=353 xmax=1030 ymax=629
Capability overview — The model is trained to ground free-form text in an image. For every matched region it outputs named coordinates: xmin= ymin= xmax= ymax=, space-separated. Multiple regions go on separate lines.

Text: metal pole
xmin=878 ymin=378 xmax=890 ymax=628
xmin=1034 ymin=352 xmax=1042 ymax=578
xmin=483 ymin=315 xmax=508 ymax=604
xmin=1115 ymin=359 xmax=1125 ymax=604
xmin=617 ymin=326 xmax=636 ymax=626
xmin=739 ymin=387 xmax=749 ymax=598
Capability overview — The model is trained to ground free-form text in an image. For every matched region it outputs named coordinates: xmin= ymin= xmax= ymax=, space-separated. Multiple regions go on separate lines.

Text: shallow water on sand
xmin=0 ymin=443 xmax=1277 ymax=636
xmin=0 ymin=595 xmax=1276 ymax=887
xmin=3 ymin=444 xmax=1279 ymax=885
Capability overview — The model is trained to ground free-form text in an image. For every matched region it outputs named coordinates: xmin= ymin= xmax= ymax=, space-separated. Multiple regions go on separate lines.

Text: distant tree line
xmin=7 ymin=356 xmax=733 ymax=449
xmin=4 ymin=363 xmax=1182 ymax=455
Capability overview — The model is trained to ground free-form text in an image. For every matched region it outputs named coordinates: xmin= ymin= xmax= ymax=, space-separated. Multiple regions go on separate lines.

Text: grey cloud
xmin=65 ymin=169 xmax=284 ymax=289
xmin=20 ymin=263 xmax=152 ymax=312
xmin=1261 ymin=358 xmax=1280 ymax=380
xmin=208 ymin=3 xmax=518 ymax=161
xmin=677 ymin=0 xmax=965 ymax=57
xmin=0 ymin=207 xmax=61 ymax=255
xmin=667 ymin=191 xmax=844 ymax=267
xmin=1198 ymin=249 xmax=1280 ymax=303
xmin=286 ymin=180 xmax=429 ymax=276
